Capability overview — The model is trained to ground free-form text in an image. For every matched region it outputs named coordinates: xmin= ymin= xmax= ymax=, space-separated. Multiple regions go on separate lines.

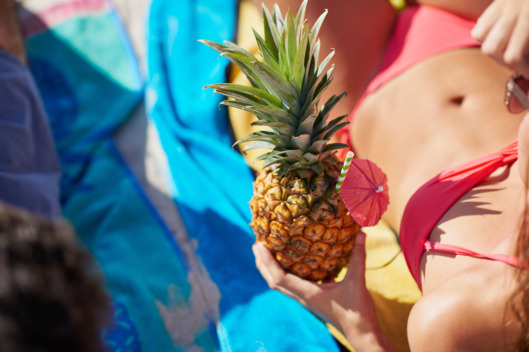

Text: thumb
xmin=344 ymin=230 xmax=367 ymax=281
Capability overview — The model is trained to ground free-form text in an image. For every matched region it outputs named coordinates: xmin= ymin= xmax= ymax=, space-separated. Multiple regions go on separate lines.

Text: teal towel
xmin=24 ymin=0 xmax=342 ymax=350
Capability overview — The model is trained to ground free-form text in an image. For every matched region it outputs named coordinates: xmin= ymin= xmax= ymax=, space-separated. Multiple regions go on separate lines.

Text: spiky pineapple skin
xmin=250 ymin=154 xmax=359 ymax=281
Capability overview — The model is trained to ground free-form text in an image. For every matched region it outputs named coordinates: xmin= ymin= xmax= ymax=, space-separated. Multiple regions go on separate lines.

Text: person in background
xmin=0 ymin=2 xmax=110 ymax=350
xmin=0 ymin=201 xmax=111 ymax=352
xmin=0 ymin=0 xmax=62 ymax=220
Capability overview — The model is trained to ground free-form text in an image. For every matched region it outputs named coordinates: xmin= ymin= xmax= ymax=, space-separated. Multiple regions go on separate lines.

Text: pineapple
xmin=200 ymin=0 xmax=359 ymax=281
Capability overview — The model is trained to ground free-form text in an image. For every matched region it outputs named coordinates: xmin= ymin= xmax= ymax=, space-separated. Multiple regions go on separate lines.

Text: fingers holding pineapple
xmin=252 ymin=231 xmax=369 ymax=316
xmin=252 ymin=231 xmax=368 ymax=292
xmin=253 ymin=231 xmax=394 ymax=352
xmin=252 ymin=241 xmax=317 ymax=306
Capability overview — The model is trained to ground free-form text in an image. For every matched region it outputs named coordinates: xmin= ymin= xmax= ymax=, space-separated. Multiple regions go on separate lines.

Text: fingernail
xmin=253 ymin=242 xmax=264 ymax=254
xmin=471 ymin=23 xmax=482 ymax=41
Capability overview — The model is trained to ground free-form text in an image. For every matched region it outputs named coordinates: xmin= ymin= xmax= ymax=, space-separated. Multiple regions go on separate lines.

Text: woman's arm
xmin=253 ymin=232 xmax=396 ymax=352
xmin=408 ymin=265 xmax=523 ymax=352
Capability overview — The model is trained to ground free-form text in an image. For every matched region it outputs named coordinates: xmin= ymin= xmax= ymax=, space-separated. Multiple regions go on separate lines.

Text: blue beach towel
xmin=22 ymin=0 xmax=343 ymax=350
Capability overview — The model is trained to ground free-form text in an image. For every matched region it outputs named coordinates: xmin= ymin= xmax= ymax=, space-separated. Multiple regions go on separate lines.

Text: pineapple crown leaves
xmin=199 ymin=0 xmax=349 ymax=176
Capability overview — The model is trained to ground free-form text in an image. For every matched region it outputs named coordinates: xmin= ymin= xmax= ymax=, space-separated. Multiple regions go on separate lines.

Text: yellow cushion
xmin=389 ymin=0 xmax=408 ymax=11
xmin=229 ymin=0 xmax=264 ymax=171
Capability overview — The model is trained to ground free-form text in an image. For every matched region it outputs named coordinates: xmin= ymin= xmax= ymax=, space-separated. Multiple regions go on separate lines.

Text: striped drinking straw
xmin=335 ymin=151 xmax=355 ymax=191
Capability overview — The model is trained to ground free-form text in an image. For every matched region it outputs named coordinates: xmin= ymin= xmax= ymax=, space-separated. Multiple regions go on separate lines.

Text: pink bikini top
xmin=400 ymin=140 xmax=521 ymax=290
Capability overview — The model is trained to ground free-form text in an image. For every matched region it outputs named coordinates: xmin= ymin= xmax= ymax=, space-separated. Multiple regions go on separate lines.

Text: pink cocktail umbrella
xmin=339 ymin=158 xmax=389 ymax=227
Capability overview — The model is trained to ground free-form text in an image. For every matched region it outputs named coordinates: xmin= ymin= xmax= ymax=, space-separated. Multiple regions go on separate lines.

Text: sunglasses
xmin=504 ymin=74 xmax=529 ymax=114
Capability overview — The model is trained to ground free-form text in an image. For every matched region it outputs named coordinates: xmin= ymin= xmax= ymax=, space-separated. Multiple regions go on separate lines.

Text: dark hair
xmin=0 ymin=202 xmax=111 ymax=352
xmin=512 ymin=204 xmax=529 ymax=351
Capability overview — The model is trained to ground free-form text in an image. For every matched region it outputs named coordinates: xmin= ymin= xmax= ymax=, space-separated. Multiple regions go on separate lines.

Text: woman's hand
xmin=471 ymin=0 xmax=529 ymax=77
xmin=252 ymin=231 xmax=395 ymax=352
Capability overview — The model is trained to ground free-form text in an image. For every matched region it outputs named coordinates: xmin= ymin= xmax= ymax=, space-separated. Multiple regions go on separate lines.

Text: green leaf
xmin=322 ymin=121 xmax=349 ymax=141
xmin=210 ymin=87 xmax=267 ymax=106
xmin=294 ymin=0 xmax=308 ymax=40
xmin=254 ymin=152 xmax=279 ymax=168
xmin=285 ymin=10 xmax=297 ymax=75
xmin=247 ymin=61 xmax=300 ymax=113
xmin=317 ymin=114 xmax=348 ymax=137
xmin=296 ymin=113 xmax=317 ymax=136
xmin=288 ymin=134 xmax=311 ymax=150
xmin=224 ymin=40 xmax=260 ymax=61
xmin=266 ymin=149 xmax=303 ymax=160
xmin=310 ymin=162 xmax=324 ymax=175
xmin=298 ymin=102 xmax=318 ymax=124
xmin=254 ymin=151 xmax=273 ymax=161
xmin=290 ymin=152 xmax=318 ymax=168
xmin=260 ymin=153 xmax=284 ymax=169
xmin=301 ymin=152 xmax=318 ymax=163
xmin=317 ymin=50 xmax=335 ymax=78
xmin=200 ymin=40 xmax=258 ymax=66
xmin=243 ymin=141 xmax=278 ymax=151
xmin=260 ymin=150 xmax=303 ymax=170
xmin=309 ymin=9 xmax=327 ymax=52
xmin=206 ymin=83 xmax=282 ymax=107
xmin=323 ymin=143 xmax=350 ymax=153
xmin=319 ymin=143 xmax=350 ymax=159
xmin=272 ymin=4 xmax=285 ymax=33
xmin=234 ymin=132 xmax=289 ymax=148
xmin=312 ymin=65 xmax=334 ymax=103
xmin=307 ymin=139 xmax=328 ymax=154
xmin=253 ymin=30 xmax=280 ymax=70
xmin=277 ymin=37 xmax=291 ymax=78
xmin=301 ymin=43 xmax=320 ymax=102
xmin=262 ymin=4 xmax=281 ymax=59
xmin=320 ymin=93 xmax=347 ymax=115
xmin=314 ymin=93 xmax=347 ymax=131
xmin=198 ymin=38 xmax=222 ymax=50
xmin=200 ymin=41 xmax=267 ymax=90
xmin=220 ymin=100 xmax=253 ymax=110
xmin=245 ymin=105 xmax=298 ymax=125
xmin=292 ymin=34 xmax=309 ymax=90
xmin=251 ymin=120 xmax=296 ymax=135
